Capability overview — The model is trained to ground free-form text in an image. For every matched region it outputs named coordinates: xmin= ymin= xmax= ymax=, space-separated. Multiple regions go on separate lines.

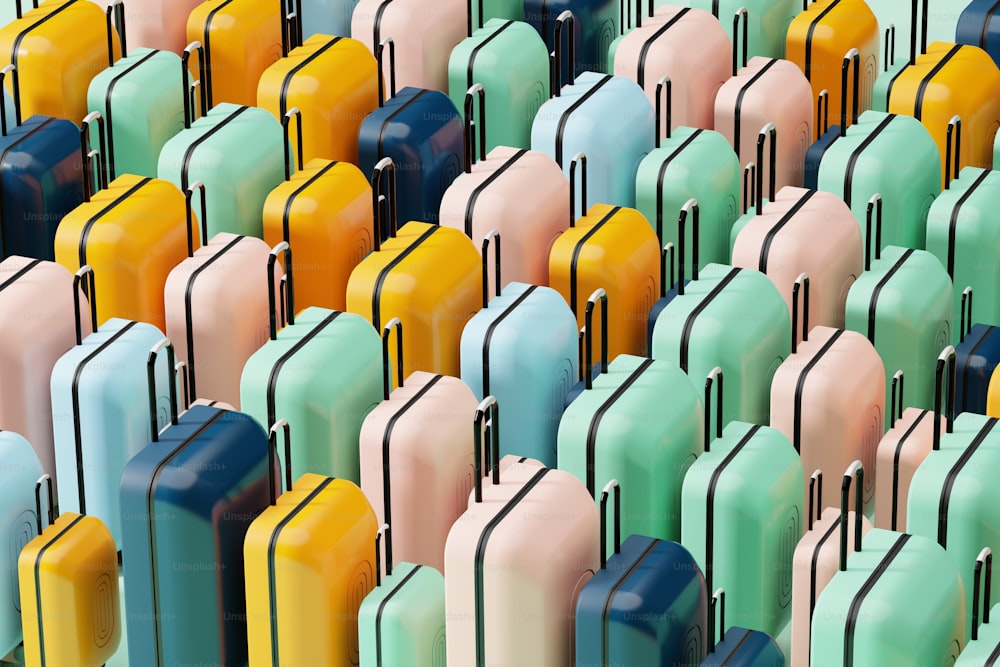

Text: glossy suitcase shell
xmin=955 ymin=305 xmax=1000 ymax=417
xmin=681 ymin=0 xmax=797 ymax=61
xmin=957 ymin=0 xmax=1000 ymax=67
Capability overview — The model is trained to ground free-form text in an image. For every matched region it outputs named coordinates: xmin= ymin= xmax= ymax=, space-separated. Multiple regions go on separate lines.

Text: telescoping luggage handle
xmin=742 ymin=163 xmax=755 ymax=214
xmin=960 ymin=286 xmax=974 ymax=344
xmin=838 ymin=49 xmax=860 ymax=138
xmin=146 ymin=339 xmax=180 ymax=443
xmin=569 ymin=153 xmax=587 ymax=226
xmin=72 ymin=266 xmax=99 ymax=346
xmin=464 ymin=84 xmax=486 ymax=174
xmin=375 ymin=523 xmax=395 ymax=585
xmin=808 ymin=469 xmax=822 ymax=530
xmin=599 ymin=479 xmax=622 ymax=569
xmin=376 ymin=38 xmax=398 ymax=107
xmin=267 ymin=242 xmax=296 ymax=340
xmin=281 ymin=0 xmax=304 ymax=57
xmin=674 ymin=199 xmax=700 ymax=295
xmin=655 ymin=76 xmax=672 ymax=146
xmin=618 ymin=0 xmax=648 ymax=34
xmin=472 ymin=396 xmax=501 ymax=503
xmin=382 ymin=318 xmax=404 ymax=400
xmin=864 ymin=193 xmax=883 ymax=271
xmin=706 ymin=588 xmax=727 ymax=654
xmin=33 ymin=474 xmax=57 ymax=536
xmin=581 ymin=289 xmax=608 ymax=389
xmin=751 ymin=123 xmax=776 ymax=216
xmin=182 ymin=181 xmax=212 ymax=258
xmin=731 ymin=8 xmax=749 ymax=76
xmin=371 ymin=157 xmax=399 ymax=250
xmin=890 ymin=370 xmax=904 ymax=429
xmin=181 ymin=42 xmax=209 ymax=129
xmin=481 ymin=230 xmax=501 ymax=308
xmin=660 ymin=242 xmax=674 ymax=299
xmin=932 ymin=346 xmax=956 ymax=451
xmin=945 ymin=116 xmax=962 ymax=190
xmin=550 ymin=11 xmax=576 ymax=97
xmin=791 ymin=273 xmax=810 ymax=354
xmin=837 ymin=461 xmax=864 ymax=571
xmin=282 ymin=107 xmax=305 ymax=180
xmin=266 ymin=419 xmax=295 ymax=507
xmin=973 ymin=548 xmax=993 ymax=641
xmin=0 ymin=65 xmax=23 ymax=133
xmin=80 ymin=112 xmax=110 ymax=201
xmin=815 ymin=89 xmax=828 ymax=140
xmin=907 ymin=0 xmax=930 ymax=65
xmin=105 ymin=0 xmax=127 ymax=64
xmin=704 ymin=367 xmax=724 ymax=452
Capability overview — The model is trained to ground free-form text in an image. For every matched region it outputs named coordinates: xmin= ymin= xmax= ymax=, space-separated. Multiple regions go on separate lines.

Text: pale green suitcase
xmin=956 ymin=548 xmax=1000 ymax=665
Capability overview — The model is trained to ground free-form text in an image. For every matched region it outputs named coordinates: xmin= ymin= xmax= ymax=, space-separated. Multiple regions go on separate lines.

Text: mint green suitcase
xmin=557 ymin=289 xmax=703 ymax=543
xmin=680 ymin=372 xmax=804 ymax=637
xmin=956 ymin=548 xmax=1000 ymax=665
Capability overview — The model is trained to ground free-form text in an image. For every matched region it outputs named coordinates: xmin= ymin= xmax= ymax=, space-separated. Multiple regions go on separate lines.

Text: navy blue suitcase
xmin=955 ymin=286 xmax=1000 ymax=416
xmin=575 ymin=479 xmax=709 ymax=666
xmin=357 ymin=40 xmax=464 ymax=230
xmin=957 ymin=0 xmax=1000 ymax=68
xmin=700 ymin=589 xmax=785 ymax=666
xmin=119 ymin=342 xmax=275 ymax=667
xmin=804 ymin=49 xmax=858 ymax=190
xmin=524 ymin=0 xmax=618 ymax=86
xmin=646 ymin=199 xmax=696 ymax=352
xmin=0 ymin=65 xmax=83 ymax=261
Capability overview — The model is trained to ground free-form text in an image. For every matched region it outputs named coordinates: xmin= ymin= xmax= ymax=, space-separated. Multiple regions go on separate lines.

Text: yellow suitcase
xmin=0 ymin=0 xmax=121 ymax=122
xmin=187 ymin=0 xmax=282 ymax=107
xmin=549 ymin=161 xmax=660 ymax=359
xmin=887 ymin=41 xmax=1000 ymax=186
xmin=54 ymin=115 xmax=192 ymax=329
xmin=18 ymin=474 xmax=121 ymax=667
xmin=262 ymin=112 xmax=373 ymax=312
xmin=986 ymin=365 xmax=1000 ymax=417
xmin=244 ymin=421 xmax=378 ymax=667
xmin=346 ymin=159 xmax=481 ymax=378
xmin=257 ymin=33 xmax=378 ymax=164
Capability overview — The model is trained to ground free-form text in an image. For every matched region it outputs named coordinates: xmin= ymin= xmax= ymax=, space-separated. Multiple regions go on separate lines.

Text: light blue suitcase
xmin=460 ymin=233 xmax=578 ymax=467
xmin=50 ymin=267 xmax=174 ymax=548
xmin=302 ymin=0 xmax=358 ymax=40
xmin=531 ymin=71 xmax=654 ymax=208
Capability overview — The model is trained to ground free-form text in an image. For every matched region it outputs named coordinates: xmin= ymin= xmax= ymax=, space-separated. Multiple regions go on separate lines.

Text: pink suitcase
xmin=715 ymin=56 xmax=813 ymax=199
xmin=438 ymin=87 xmax=569 ymax=286
xmin=444 ymin=397 xmax=598 ymax=667
xmin=790 ymin=463 xmax=873 ymax=667
xmin=163 ymin=199 xmax=282 ymax=408
xmin=769 ymin=275 xmax=885 ymax=512
xmin=612 ymin=4 xmax=731 ymax=132
xmin=732 ymin=185 xmax=863 ymax=342
xmin=0 ymin=257 xmax=87 ymax=484
xmin=359 ymin=318 xmax=479 ymax=573
xmin=92 ymin=0 xmax=201 ymax=53
xmin=351 ymin=0 xmax=466 ymax=93
xmin=874 ymin=354 xmax=951 ymax=531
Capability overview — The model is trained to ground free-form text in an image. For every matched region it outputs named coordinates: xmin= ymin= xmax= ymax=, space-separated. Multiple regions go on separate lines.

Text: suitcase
xmin=651 ymin=263 xmax=790 ymax=426
xmin=443 ymin=398 xmax=599 ymax=666
xmin=357 ymin=524 xmax=447 ymax=667
xmin=953 ymin=287 xmax=1000 ymax=416
xmin=844 ymin=196 xmax=952 ymax=411
xmin=558 ymin=290 xmax=702 ymax=542
xmin=245 ymin=419 xmax=378 ymax=666
xmin=803 ymin=48 xmax=860 ymax=189
xmin=92 ymin=0 xmax=202 ymax=54
xmin=956 ymin=547 xmax=1000 ymax=664
xmin=0 ymin=66 xmax=84 ymax=261
xmin=0 ymin=256 xmax=87 ymax=483
xmin=158 ymin=102 xmax=284 ymax=239
xmin=574 ymin=479 xmax=709 ymax=666
xmin=789 ymin=464 xmax=873 ymax=667
xmin=714 ymin=56 xmax=813 ymax=197
xmin=870 ymin=0 xmax=964 ymax=75
xmin=360 ymin=318 xmax=478 ymax=571
xmin=261 ymin=109 xmax=374 ymax=312
xmin=357 ymin=43 xmax=465 ymax=227
xmin=18 ymin=474 xmax=121 ymax=667
xmin=119 ymin=398 xmax=273 ymax=667
xmin=460 ymin=234 xmax=578 ymax=465
xmin=531 ymin=69 xmax=654 ymax=208
xmin=816 ymin=110 xmax=940 ymax=252
xmin=50 ymin=266 xmax=175 ymax=548
xmin=681 ymin=0 xmax=797 ymax=61
xmin=786 ymin=0 xmax=879 ymax=123
xmin=700 ymin=589 xmax=786 ymax=666
xmin=186 ymin=0 xmax=282 ymax=107
xmin=439 ymin=98 xmax=569 ymax=285
xmin=681 ymin=400 xmax=804 ymax=637
xmin=611 ymin=4 xmax=731 ymax=131
xmin=257 ymin=30 xmax=378 ymax=164
xmin=732 ymin=186 xmax=863 ymax=336
xmin=347 ymin=159 xmax=482 ymax=378
xmin=523 ymin=0 xmax=619 ymax=83
xmin=0 ymin=0 xmax=122 ymax=122
xmin=958 ymin=0 xmax=1000 ymax=68
xmin=447 ymin=8 xmax=550 ymax=151
xmin=0 ymin=431 xmax=43 ymax=657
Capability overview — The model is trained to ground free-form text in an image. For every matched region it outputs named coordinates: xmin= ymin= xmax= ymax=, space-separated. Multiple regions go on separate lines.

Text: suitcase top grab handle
xmin=268 ymin=242 xmax=296 ymax=339
xmin=473 ymin=396 xmax=501 ymax=503
xmin=33 ymin=474 xmax=56 ymax=535
xmin=464 ymin=85 xmax=486 ymax=173
xmin=973 ymin=548 xmax=993 ymax=641
xmin=266 ymin=420 xmax=295 ymax=506
xmin=146 ymin=339 xmax=179 ymax=442
xmin=583 ymin=289 xmax=608 ymax=390
xmin=375 ymin=38 xmax=397 ymax=107
xmin=181 ymin=42 xmax=209 ymax=129
xmin=382 ymin=318 xmax=404 ymax=399
xmin=839 ymin=49 xmax=860 ymax=138
xmin=375 ymin=523 xmax=394 ymax=584
xmin=890 ymin=370 xmax=904 ymax=428
xmin=371 ymin=158 xmax=398 ymax=250
xmin=808 ymin=469 xmax=822 ymax=530
xmin=706 ymin=588 xmax=727 ymax=653
xmin=599 ymin=480 xmax=622 ymax=568
xmin=944 ymin=116 xmax=962 ymax=190
xmin=932 ymin=346 xmax=956 ymax=451
xmin=550 ymin=11 xmax=576 ymax=96
xmin=481 ymin=231 xmax=501 ymax=308
xmin=704 ymin=367 xmax=724 ymax=451
xmin=791 ymin=273 xmax=810 ymax=353
xmin=838 ymin=461 xmax=864 ymax=571
xmin=72 ymin=266 xmax=98 ymax=346
xmin=960 ymin=287 xmax=974 ymax=344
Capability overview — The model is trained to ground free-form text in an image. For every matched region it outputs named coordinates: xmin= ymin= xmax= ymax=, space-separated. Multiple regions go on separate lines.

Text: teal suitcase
xmin=956 ymin=548 xmax=1000 ymax=665
xmin=680 ymin=386 xmax=804 ymax=637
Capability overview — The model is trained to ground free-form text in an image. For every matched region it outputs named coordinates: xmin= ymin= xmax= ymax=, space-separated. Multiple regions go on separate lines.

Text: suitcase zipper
xmin=482 ymin=287 xmax=537 ymax=397
xmin=0 ymin=118 xmax=55 ymax=257
xmin=555 ymin=75 xmax=613 ymax=167
xmin=913 ymin=44 xmax=963 ymax=121
xmin=865 ymin=249 xmax=913 ymax=344
xmin=33 ymin=514 xmax=85 ymax=667
xmin=600 ymin=538 xmax=661 ymax=665
xmin=793 ymin=329 xmax=845 ymax=454
xmin=947 ymin=169 xmax=992 ymax=277
xmin=843 ymin=533 xmax=911 ymax=667
xmin=0 ymin=258 xmax=42 ymax=292
xmin=375 ymin=565 xmax=423 ymax=667
xmin=733 ymin=59 xmax=778 ymax=160
xmin=279 ymin=37 xmax=343 ymax=118
xmin=637 ymin=8 xmax=690 ymax=89
xmin=202 ymin=0 xmax=238 ymax=108
xmin=568 ymin=207 xmax=621 ymax=317
xmin=281 ymin=160 xmax=340 ymax=241
xmin=104 ymin=50 xmax=161 ymax=180
xmin=464 ymin=149 xmax=528 ymax=237
xmin=890 ymin=409 xmax=928 ymax=530
xmin=467 ymin=21 xmax=515 ymax=91
xmin=758 ymin=189 xmax=817 ymax=273
xmin=77 ymin=177 xmax=153 ymax=268
xmin=938 ymin=417 xmax=998 ymax=548
xmin=265 ymin=310 xmax=342 ymax=428
xmin=371 ymin=224 xmax=439 ymax=330
xmin=843 ymin=113 xmax=894 ymax=207
xmin=678 ymin=268 xmax=741 ymax=373
xmin=804 ymin=0 xmax=843 ymax=81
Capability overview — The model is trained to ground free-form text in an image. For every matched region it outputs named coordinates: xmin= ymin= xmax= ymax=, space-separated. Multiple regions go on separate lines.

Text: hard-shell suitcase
xmin=347 ymin=159 xmax=482 ymax=378
xmin=681 ymin=390 xmax=804 ymax=637
xmin=50 ymin=267 xmax=174 ymax=548
xmin=681 ymin=0 xmax=797 ymax=61
xmin=92 ymin=0 xmax=201 ymax=54
xmin=261 ymin=110 xmax=374 ymax=312
xmin=439 ymin=97 xmax=569 ymax=285
xmin=523 ymin=0 xmax=619 ymax=82
xmin=611 ymin=4 xmax=730 ymax=131
xmin=956 ymin=548 xmax=1000 ymax=664
xmin=357 ymin=44 xmax=465 ymax=227
xmin=953 ymin=288 xmax=1000 ymax=415
xmin=0 ymin=0 xmax=121 ymax=121
xmin=443 ymin=398 xmax=599 ymax=666
xmin=358 ymin=524 xmax=447 ymax=667
xmin=700 ymin=589 xmax=786 ymax=665
xmin=18 ymin=474 xmax=120 ymax=667
xmin=459 ymin=234 xmax=578 ymax=465
xmin=844 ymin=196 xmax=952 ymax=411
xmin=957 ymin=0 xmax=1000 ymax=67
xmin=55 ymin=115 xmax=191 ymax=330
xmin=257 ymin=28 xmax=378 ymax=164
xmin=0 ymin=67 xmax=84 ymax=261
xmin=352 ymin=0 xmax=467 ymax=92
xmin=803 ymin=48 xmax=861 ymax=189
xmin=186 ymin=0 xmax=282 ymax=107
xmin=360 ymin=319 xmax=478 ymax=572
xmin=119 ymin=391 xmax=273 ymax=667
xmin=0 ymin=256 xmax=87 ymax=482
xmin=447 ymin=6 xmax=550 ymax=151
xmin=575 ymin=479 xmax=709 ymax=666
xmin=786 ymin=0 xmax=879 ymax=122
xmin=790 ymin=465 xmax=873 ymax=667
xmin=158 ymin=102 xmax=284 ymax=239
xmin=558 ymin=289 xmax=702 ymax=542
xmin=0 ymin=432 xmax=43 ymax=657
xmin=651 ymin=263 xmax=790 ymax=426
xmin=245 ymin=420 xmax=378 ymax=666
